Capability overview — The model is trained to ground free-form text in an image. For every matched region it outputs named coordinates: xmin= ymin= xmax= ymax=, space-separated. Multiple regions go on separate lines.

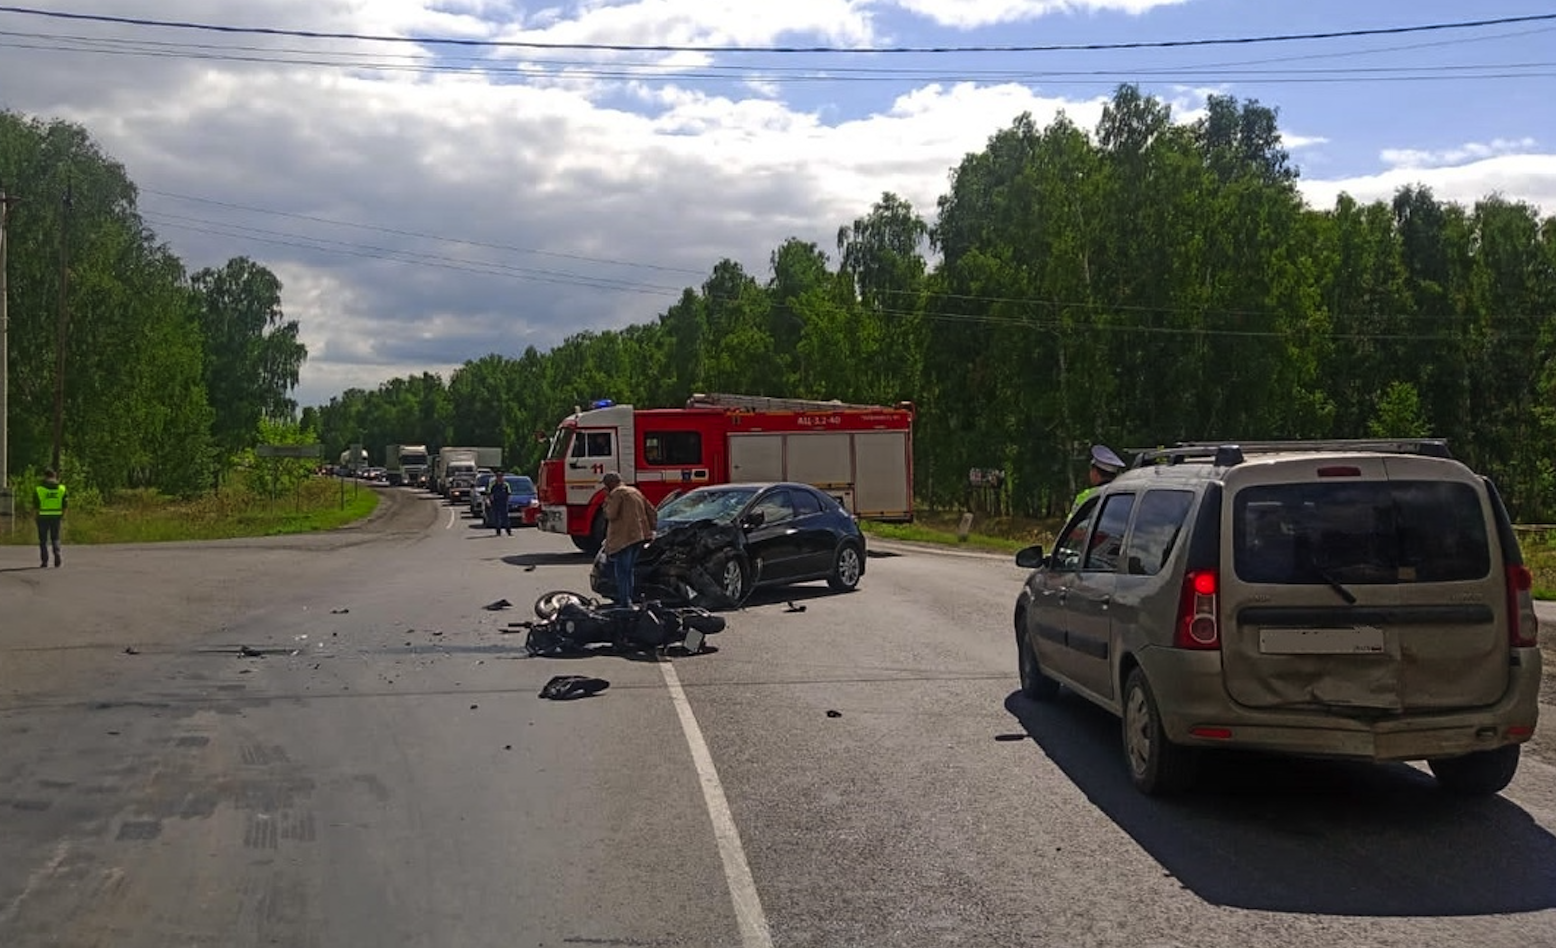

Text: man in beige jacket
xmin=601 ymin=471 xmax=657 ymax=604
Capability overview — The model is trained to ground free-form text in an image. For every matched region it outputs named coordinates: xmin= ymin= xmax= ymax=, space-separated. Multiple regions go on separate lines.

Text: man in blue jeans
xmin=488 ymin=471 xmax=513 ymax=536
xmin=600 ymin=471 xmax=656 ymax=604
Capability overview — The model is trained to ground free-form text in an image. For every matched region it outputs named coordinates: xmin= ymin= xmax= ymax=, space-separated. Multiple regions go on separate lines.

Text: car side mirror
xmin=1015 ymin=545 xmax=1046 ymax=569
xmin=742 ymin=510 xmax=766 ymax=529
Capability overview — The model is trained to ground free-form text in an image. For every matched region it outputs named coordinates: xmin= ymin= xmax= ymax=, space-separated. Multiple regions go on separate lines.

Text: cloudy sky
xmin=1 ymin=0 xmax=1553 ymax=407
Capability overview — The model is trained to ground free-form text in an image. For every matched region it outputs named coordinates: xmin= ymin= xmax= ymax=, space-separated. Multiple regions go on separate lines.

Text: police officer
xmin=1071 ymin=444 xmax=1125 ymax=514
xmin=35 ymin=468 xmax=67 ymax=568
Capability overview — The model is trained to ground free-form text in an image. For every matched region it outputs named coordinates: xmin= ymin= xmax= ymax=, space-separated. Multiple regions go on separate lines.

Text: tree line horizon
xmin=5 ymin=85 xmax=1554 ymax=519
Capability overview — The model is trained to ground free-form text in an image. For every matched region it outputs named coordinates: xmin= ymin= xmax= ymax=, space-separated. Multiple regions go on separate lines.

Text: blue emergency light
xmin=591 ymin=399 xmax=615 ymax=409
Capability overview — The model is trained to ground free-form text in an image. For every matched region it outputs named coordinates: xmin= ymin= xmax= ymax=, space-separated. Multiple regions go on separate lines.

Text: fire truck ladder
xmin=685 ymin=393 xmax=895 ymax=412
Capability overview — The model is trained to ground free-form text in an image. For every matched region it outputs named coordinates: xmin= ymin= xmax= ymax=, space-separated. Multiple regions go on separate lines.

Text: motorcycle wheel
xmin=534 ymin=590 xmax=594 ymax=620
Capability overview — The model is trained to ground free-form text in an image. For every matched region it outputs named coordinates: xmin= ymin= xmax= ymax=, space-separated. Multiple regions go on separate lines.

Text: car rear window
xmin=1234 ymin=480 xmax=1491 ymax=584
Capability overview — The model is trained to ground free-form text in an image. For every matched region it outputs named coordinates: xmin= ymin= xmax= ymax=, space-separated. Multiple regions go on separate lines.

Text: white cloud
xmin=1379 ymin=137 xmax=1539 ymax=170
xmin=1282 ymin=134 xmax=1328 ymax=150
xmin=1300 ymin=154 xmax=1556 ymax=216
xmin=886 ymin=0 xmax=1192 ymax=29
xmin=0 ymin=0 xmax=1546 ymax=409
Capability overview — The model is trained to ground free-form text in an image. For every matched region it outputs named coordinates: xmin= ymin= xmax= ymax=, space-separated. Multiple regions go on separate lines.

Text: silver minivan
xmin=1014 ymin=440 xmax=1542 ymax=796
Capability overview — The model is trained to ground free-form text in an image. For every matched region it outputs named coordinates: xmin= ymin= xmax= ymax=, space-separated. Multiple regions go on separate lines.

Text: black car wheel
xmin=1016 ymin=624 xmax=1060 ymax=701
xmin=712 ymin=553 xmax=748 ymax=606
xmin=1428 ymin=745 xmax=1520 ymax=796
xmin=827 ymin=543 xmax=863 ymax=592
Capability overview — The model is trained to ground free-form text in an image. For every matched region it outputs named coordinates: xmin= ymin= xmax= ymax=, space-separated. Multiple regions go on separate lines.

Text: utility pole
xmin=0 ymin=186 xmax=17 ymax=530
xmin=51 ymin=179 xmax=70 ymax=471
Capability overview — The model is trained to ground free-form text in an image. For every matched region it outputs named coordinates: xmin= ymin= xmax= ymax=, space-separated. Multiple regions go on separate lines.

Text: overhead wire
xmin=141 ymin=188 xmax=707 ymax=276
xmin=1 ymin=6 xmax=1553 ymax=55
xmin=1 ymin=28 xmax=1554 ymax=85
xmin=141 ymin=207 xmax=1555 ymax=342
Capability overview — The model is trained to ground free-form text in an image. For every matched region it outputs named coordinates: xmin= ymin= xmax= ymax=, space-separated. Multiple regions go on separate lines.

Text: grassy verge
xmin=1 ymin=477 xmax=379 ymax=545
xmin=861 ymin=510 xmax=1056 ymax=555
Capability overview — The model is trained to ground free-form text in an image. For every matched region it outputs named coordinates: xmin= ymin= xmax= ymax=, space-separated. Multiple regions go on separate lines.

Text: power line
xmin=141 ymin=188 xmax=707 ymax=275
xmin=5 ymin=35 xmax=1555 ymax=86
xmin=143 ymin=214 xmax=689 ymax=296
xmin=1 ymin=6 xmax=1553 ymax=55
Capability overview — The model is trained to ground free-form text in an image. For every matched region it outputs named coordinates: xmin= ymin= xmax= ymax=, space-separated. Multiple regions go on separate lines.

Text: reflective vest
xmin=35 ymin=483 xmax=66 ymax=516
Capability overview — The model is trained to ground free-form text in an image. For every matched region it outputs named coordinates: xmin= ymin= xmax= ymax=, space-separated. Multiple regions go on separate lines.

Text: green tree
xmin=191 ymin=257 xmax=307 ymax=464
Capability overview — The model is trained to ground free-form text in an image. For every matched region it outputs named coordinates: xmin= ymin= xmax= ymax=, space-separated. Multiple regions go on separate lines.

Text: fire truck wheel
xmin=828 ymin=542 xmax=863 ymax=592
xmin=571 ymin=511 xmax=607 ymax=555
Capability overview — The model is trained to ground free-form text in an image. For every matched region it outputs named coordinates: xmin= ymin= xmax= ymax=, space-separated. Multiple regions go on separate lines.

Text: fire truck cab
xmin=537 ymin=393 xmax=914 ymax=554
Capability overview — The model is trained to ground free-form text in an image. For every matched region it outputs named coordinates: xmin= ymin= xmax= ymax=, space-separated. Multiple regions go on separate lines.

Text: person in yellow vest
xmin=35 ymin=468 xmax=67 ymax=568
xmin=1070 ymin=444 xmax=1125 ymax=516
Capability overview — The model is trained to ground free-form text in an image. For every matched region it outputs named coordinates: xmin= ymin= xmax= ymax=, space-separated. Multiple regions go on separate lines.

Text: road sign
xmin=256 ymin=443 xmax=323 ymax=459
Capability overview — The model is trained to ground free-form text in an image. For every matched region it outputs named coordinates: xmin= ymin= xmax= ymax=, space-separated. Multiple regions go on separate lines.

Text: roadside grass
xmin=861 ymin=510 xmax=1056 ymax=555
xmin=1 ymin=477 xmax=379 ymax=546
xmin=1518 ymin=529 xmax=1556 ymax=600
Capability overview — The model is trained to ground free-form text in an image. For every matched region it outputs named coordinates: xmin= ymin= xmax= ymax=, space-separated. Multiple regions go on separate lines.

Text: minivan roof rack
xmin=1129 ymin=438 xmax=1453 ymax=468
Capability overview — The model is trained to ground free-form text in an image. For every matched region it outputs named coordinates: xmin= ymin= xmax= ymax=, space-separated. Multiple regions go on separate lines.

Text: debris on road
xmin=539 ymin=675 xmax=610 ymax=700
xmin=123 ymin=646 xmax=139 ymax=655
xmin=784 ymin=601 xmax=807 ymax=613
xmin=826 ymin=709 xmax=842 ymax=718
xmin=237 ymin=645 xmax=264 ymax=658
xmin=483 ymin=599 xmax=513 ymax=611
xmin=331 ymin=608 xmax=350 ymax=614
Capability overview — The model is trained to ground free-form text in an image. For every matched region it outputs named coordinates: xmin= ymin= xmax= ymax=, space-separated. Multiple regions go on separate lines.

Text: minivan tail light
xmin=1176 ymin=568 xmax=1220 ymax=649
xmin=1507 ymin=564 xmax=1538 ymax=648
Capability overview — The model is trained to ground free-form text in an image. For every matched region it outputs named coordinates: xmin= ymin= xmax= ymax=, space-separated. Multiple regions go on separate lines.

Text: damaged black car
xmin=590 ymin=482 xmax=866 ymax=609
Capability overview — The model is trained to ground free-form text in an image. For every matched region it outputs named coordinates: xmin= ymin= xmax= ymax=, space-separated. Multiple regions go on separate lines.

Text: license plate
xmin=1258 ymin=627 xmax=1386 ymax=655
xmin=683 ymin=629 xmax=706 ymax=653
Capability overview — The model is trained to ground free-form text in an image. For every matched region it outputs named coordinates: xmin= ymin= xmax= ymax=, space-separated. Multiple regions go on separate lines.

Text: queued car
xmin=1013 ymin=439 xmax=1541 ymax=797
xmin=590 ymin=481 xmax=865 ymax=607
xmin=482 ymin=474 xmax=539 ymax=528
xmin=469 ymin=471 xmax=496 ymax=519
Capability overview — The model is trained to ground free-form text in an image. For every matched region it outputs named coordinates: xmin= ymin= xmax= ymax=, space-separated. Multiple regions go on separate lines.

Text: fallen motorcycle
xmin=519 ymin=591 xmax=726 ymax=657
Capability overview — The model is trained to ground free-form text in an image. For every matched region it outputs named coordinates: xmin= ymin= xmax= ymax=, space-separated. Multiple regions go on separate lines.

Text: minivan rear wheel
xmin=1122 ymin=668 xmax=1196 ymax=796
xmin=1428 ymin=745 xmax=1520 ymax=796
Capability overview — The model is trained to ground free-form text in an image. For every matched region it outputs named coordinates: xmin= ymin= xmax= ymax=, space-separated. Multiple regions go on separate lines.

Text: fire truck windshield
xmin=545 ymin=428 xmax=573 ymax=461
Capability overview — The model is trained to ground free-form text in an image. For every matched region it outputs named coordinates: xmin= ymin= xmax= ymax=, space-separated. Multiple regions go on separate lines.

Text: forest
xmin=4 ymin=86 xmax=1556 ymax=519
xmin=1 ymin=111 xmax=304 ymax=502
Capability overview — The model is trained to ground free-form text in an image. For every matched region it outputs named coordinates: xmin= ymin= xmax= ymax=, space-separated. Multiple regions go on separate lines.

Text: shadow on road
xmin=1003 ymin=690 xmax=1556 ymax=916
xmin=503 ymin=551 xmax=588 ymax=568
xmin=737 ymin=585 xmax=842 ymax=611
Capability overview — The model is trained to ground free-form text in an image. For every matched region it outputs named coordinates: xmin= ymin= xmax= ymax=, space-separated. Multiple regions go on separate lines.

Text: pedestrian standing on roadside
xmin=601 ymin=471 xmax=656 ymax=605
xmin=35 ymin=468 xmax=67 ymax=568
xmin=488 ymin=470 xmax=513 ymax=537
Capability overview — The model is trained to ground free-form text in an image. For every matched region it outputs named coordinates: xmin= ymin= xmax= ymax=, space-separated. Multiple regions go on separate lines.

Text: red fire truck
xmin=537 ymin=393 xmax=915 ymax=553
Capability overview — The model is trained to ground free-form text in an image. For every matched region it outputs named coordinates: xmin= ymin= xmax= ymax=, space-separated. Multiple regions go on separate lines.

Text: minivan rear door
xmin=1220 ymin=457 xmax=1507 ymax=713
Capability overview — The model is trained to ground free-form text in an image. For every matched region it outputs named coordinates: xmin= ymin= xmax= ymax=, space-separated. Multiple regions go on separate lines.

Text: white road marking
xmin=659 ymin=660 xmax=773 ymax=948
xmin=445 ymin=508 xmax=455 ymax=530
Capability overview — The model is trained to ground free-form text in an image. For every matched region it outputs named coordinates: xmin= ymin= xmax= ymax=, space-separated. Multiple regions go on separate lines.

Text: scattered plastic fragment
xmin=825 ymin=710 xmax=842 ymax=718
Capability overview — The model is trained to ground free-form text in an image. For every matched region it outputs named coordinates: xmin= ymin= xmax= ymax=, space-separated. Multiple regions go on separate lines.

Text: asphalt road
xmin=2 ymin=486 xmax=1556 ymax=947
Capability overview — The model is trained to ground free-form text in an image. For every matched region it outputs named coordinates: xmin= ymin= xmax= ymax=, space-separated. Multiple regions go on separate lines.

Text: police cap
xmin=1089 ymin=444 xmax=1126 ymax=475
